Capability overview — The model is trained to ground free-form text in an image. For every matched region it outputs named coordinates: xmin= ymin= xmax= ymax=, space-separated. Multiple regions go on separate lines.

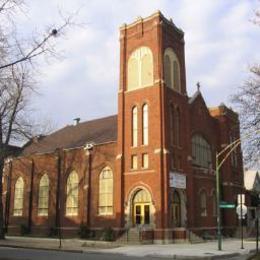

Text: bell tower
xmin=117 ymin=11 xmax=189 ymax=236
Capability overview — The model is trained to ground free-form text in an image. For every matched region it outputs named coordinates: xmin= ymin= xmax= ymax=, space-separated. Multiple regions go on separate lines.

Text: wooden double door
xmin=133 ymin=203 xmax=150 ymax=225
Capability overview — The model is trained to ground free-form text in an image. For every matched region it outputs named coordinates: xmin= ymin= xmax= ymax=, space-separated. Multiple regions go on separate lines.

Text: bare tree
xmin=0 ymin=0 xmax=75 ymax=71
xmin=231 ymin=66 xmax=260 ymax=168
xmin=0 ymin=0 xmax=80 ymax=239
xmin=231 ymin=8 xmax=260 ymax=169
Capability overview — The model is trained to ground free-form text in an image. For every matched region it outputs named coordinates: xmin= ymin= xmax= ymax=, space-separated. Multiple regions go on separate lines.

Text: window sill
xmin=65 ymin=214 xmax=78 ymax=218
xmin=98 ymin=213 xmax=114 ymax=217
xmin=37 ymin=215 xmax=48 ymax=217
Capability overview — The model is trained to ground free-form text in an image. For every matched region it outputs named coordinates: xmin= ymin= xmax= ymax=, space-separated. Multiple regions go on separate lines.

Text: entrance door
xmin=173 ymin=190 xmax=181 ymax=227
xmin=134 ymin=203 xmax=150 ymax=225
xmin=173 ymin=203 xmax=181 ymax=227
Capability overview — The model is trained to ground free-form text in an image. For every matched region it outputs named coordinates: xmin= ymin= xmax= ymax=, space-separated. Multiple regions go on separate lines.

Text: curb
xmin=146 ymin=253 xmax=242 ymax=260
xmin=146 ymin=252 xmax=240 ymax=260
xmin=0 ymin=244 xmax=83 ymax=254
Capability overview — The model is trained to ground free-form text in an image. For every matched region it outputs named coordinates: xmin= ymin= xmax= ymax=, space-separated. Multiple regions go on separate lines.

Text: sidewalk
xmin=0 ymin=236 xmax=257 ymax=259
xmin=101 ymin=239 xmax=257 ymax=259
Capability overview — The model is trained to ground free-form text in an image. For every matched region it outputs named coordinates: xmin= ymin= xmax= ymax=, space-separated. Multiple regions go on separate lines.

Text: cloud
xmin=18 ymin=0 xmax=260 ymax=128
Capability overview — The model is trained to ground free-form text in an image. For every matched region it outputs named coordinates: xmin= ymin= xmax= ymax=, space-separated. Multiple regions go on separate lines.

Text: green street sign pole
xmin=216 ymin=155 xmax=222 ymax=251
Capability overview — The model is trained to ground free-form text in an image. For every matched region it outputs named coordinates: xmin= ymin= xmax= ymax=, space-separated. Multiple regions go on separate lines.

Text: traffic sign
xmin=236 ymin=204 xmax=247 ymax=219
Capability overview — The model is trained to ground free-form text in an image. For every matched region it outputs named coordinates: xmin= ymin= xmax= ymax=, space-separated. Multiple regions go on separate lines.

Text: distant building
xmin=2 ymin=11 xmax=244 ymax=243
xmin=244 ymin=170 xmax=260 ymax=230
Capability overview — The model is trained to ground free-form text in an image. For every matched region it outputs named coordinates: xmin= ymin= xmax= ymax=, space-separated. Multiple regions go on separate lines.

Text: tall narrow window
xmin=164 ymin=55 xmax=172 ymax=88
xmin=200 ymin=190 xmax=207 ymax=217
xmin=173 ymin=61 xmax=180 ymax=92
xmin=164 ymin=48 xmax=181 ymax=93
xmin=141 ymin=53 xmax=153 ymax=87
xmin=38 ymin=174 xmax=49 ymax=216
xmin=13 ymin=177 xmax=24 ymax=216
xmin=99 ymin=167 xmax=113 ymax=215
xmin=142 ymin=104 xmax=148 ymax=145
xmin=131 ymin=155 xmax=138 ymax=170
xmin=142 ymin=153 xmax=149 ymax=169
xmin=66 ymin=171 xmax=79 ymax=216
xmin=132 ymin=106 xmax=138 ymax=147
xmin=170 ymin=105 xmax=174 ymax=146
xmin=175 ymin=108 xmax=180 ymax=146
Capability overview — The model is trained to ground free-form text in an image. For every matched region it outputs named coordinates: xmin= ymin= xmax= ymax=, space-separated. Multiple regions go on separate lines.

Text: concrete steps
xmin=117 ymin=228 xmax=142 ymax=244
xmin=187 ymin=230 xmax=204 ymax=243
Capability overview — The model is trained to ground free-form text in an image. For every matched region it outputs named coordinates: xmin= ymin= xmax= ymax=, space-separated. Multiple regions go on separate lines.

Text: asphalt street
xmin=0 ymin=247 xmax=165 ymax=260
xmin=0 ymin=247 xmax=252 ymax=260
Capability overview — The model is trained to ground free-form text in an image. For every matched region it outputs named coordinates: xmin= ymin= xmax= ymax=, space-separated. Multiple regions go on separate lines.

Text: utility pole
xmin=216 ymin=160 xmax=222 ymax=251
xmin=215 ymin=129 xmax=260 ymax=251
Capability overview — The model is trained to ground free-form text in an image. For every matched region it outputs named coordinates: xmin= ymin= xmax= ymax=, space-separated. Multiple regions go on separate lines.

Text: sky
xmin=17 ymin=0 xmax=260 ymax=130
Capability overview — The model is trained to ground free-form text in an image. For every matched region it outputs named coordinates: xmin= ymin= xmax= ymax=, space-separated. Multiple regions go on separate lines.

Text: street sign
xmin=237 ymin=194 xmax=245 ymax=204
xmin=169 ymin=172 xmax=186 ymax=189
xmin=236 ymin=204 xmax=247 ymax=219
xmin=219 ymin=201 xmax=236 ymax=209
xmin=219 ymin=204 xmax=236 ymax=209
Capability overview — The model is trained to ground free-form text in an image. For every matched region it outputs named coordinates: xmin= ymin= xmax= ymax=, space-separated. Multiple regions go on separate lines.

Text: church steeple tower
xmin=117 ymin=11 xmax=189 ymax=232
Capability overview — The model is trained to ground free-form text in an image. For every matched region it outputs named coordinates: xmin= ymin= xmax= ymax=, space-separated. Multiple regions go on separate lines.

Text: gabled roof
xmin=22 ymin=115 xmax=118 ymax=155
xmin=188 ymin=89 xmax=202 ymax=104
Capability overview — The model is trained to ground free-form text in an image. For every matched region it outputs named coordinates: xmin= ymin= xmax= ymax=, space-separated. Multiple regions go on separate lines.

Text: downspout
xmin=120 ymin=26 xmax=127 ymax=228
xmin=5 ymin=158 xmax=12 ymax=232
xmin=158 ymin=19 xmax=166 ymax=229
xmin=84 ymin=142 xmax=95 ymax=227
xmin=85 ymin=146 xmax=93 ymax=227
xmin=55 ymin=149 xmax=62 ymax=232
xmin=28 ymin=158 xmax=35 ymax=232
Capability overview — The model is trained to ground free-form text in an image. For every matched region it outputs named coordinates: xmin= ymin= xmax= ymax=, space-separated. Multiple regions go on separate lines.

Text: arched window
xmin=142 ymin=104 xmax=148 ymax=145
xmin=164 ymin=55 xmax=172 ymax=88
xmin=99 ymin=167 xmax=113 ymax=215
xmin=200 ymin=190 xmax=207 ymax=217
xmin=13 ymin=177 xmax=24 ymax=216
xmin=132 ymin=106 xmax=138 ymax=147
xmin=38 ymin=174 xmax=49 ymax=216
xmin=127 ymin=47 xmax=153 ymax=90
xmin=192 ymin=134 xmax=212 ymax=168
xmin=66 ymin=171 xmax=79 ymax=216
xmin=128 ymin=57 xmax=138 ymax=90
xmin=173 ymin=61 xmax=180 ymax=92
xmin=164 ymin=48 xmax=181 ymax=92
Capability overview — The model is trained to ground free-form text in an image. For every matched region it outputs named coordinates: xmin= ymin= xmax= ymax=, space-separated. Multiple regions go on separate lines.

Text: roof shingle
xmin=22 ymin=115 xmax=117 ymax=155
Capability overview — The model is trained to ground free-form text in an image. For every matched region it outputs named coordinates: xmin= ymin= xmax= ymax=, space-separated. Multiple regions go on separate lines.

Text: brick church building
xmin=2 ymin=11 xmax=244 ymax=242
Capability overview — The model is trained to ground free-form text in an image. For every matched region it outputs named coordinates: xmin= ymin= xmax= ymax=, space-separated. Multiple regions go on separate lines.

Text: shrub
xmin=78 ymin=223 xmax=92 ymax=239
xmin=101 ymin=227 xmax=114 ymax=241
xmin=20 ymin=224 xmax=30 ymax=236
xmin=48 ymin=227 xmax=58 ymax=237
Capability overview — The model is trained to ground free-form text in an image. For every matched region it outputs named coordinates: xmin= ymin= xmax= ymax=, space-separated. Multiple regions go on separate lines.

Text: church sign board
xmin=169 ymin=172 xmax=186 ymax=189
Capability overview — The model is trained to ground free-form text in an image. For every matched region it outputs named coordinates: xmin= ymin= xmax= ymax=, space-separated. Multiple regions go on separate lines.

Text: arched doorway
xmin=132 ymin=189 xmax=152 ymax=226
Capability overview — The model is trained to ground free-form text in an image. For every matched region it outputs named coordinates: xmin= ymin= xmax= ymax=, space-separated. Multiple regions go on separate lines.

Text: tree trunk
xmin=0 ymin=158 xmax=5 ymax=239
